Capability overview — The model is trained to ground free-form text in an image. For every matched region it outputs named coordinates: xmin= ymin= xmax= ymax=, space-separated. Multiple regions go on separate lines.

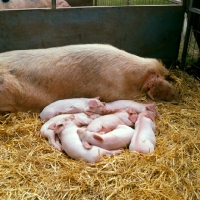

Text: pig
xmin=86 ymin=108 xmax=138 ymax=133
xmin=40 ymin=113 xmax=100 ymax=150
xmin=129 ymin=112 xmax=156 ymax=154
xmin=51 ymin=117 xmax=123 ymax=163
xmin=105 ymin=100 xmax=159 ymax=118
xmin=39 ymin=97 xmax=107 ymax=121
xmin=0 ymin=0 xmax=71 ymax=9
xmin=0 ymin=44 xmax=178 ymax=114
xmin=77 ymin=125 xmax=134 ymax=150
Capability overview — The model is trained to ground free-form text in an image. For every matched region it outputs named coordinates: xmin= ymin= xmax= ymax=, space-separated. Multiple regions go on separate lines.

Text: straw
xmin=0 ymin=69 xmax=199 ymax=200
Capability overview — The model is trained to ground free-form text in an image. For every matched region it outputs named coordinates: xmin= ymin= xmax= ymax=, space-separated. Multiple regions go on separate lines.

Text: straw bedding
xmin=0 ymin=69 xmax=199 ymax=200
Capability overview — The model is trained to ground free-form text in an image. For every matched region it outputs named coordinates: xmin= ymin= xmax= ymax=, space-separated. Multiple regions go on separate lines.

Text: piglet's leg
xmin=102 ymin=149 xmax=124 ymax=157
xmin=46 ymin=132 xmax=62 ymax=151
xmin=46 ymin=124 xmax=63 ymax=151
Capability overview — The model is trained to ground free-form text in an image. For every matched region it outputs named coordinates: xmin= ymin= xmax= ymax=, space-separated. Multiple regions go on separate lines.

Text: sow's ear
xmin=147 ymin=78 xmax=179 ymax=103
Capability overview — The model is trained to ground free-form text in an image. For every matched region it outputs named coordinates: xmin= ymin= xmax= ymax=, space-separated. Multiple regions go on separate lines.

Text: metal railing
xmin=181 ymin=0 xmax=200 ymax=77
xmin=93 ymin=0 xmax=182 ymax=6
xmin=52 ymin=0 xmax=56 ymax=9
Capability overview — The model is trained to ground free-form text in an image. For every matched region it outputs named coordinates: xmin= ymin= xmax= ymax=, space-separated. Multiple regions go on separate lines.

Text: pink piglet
xmin=77 ymin=124 xmax=134 ymax=150
xmin=51 ymin=117 xmax=123 ymax=163
xmin=129 ymin=111 xmax=156 ymax=154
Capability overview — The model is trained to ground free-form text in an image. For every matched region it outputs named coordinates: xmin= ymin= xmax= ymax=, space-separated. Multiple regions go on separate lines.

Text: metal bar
xmin=168 ymin=0 xmax=182 ymax=4
xmin=182 ymin=0 xmax=187 ymax=11
xmin=190 ymin=8 xmax=200 ymax=15
xmin=181 ymin=12 xmax=192 ymax=69
xmin=95 ymin=0 xmax=97 ymax=6
xmin=52 ymin=0 xmax=56 ymax=9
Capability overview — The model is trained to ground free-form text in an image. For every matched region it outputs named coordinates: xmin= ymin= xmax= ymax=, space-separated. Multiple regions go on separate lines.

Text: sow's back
xmin=0 ymin=44 xmax=178 ymax=113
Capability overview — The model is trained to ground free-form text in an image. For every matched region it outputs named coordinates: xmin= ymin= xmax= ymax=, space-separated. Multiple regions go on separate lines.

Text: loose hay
xmin=0 ymin=69 xmax=199 ymax=200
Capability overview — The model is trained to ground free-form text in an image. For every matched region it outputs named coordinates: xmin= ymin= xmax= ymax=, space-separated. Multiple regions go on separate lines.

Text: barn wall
xmin=0 ymin=5 xmax=184 ymax=67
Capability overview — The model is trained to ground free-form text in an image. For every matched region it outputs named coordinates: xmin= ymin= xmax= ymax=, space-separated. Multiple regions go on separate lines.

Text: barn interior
xmin=0 ymin=0 xmax=199 ymax=199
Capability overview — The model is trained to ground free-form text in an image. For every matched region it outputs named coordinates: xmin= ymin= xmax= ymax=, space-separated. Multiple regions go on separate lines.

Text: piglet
xmin=52 ymin=118 xmax=123 ymax=163
xmin=40 ymin=97 xmax=107 ymax=121
xmin=86 ymin=108 xmax=138 ymax=133
xmin=40 ymin=113 xmax=100 ymax=150
xmin=77 ymin=125 xmax=134 ymax=150
xmin=105 ymin=100 xmax=159 ymax=118
xmin=129 ymin=112 xmax=156 ymax=154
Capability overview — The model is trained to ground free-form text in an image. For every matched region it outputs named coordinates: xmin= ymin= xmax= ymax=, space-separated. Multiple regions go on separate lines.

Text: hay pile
xmin=0 ymin=69 xmax=199 ymax=200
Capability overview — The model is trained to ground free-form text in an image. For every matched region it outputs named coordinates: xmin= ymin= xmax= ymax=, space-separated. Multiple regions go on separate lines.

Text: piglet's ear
xmin=146 ymin=104 xmax=160 ymax=119
xmin=54 ymin=123 xmax=65 ymax=134
xmin=48 ymin=123 xmax=56 ymax=130
xmin=88 ymin=99 xmax=98 ymax=108
xmin=53 ymin=120 xmax=65 ymax=133
xmin=71 ymin=114 xmax=75 ymax=118
xmin=145 ymin=103 xmax=156 ymax=112
xmin=128 ymin=113 xmax=138 ymax=123
xmin=114 ymin=108 xmax=123 ymax=113
xmin=127 ymin=107 xmax=136 ymax=114
xmin=144 ymin=112 xmax=155 ymax=121
xmin=84 ymin=110 xmax=93 ymax=116
xmin=95 ymin=96 xmax=100 ymax=100
xmin=93 ymin=134 xmax=104 ymax=141
xmin=63 ymin=114 xmax=75 ymax=121
xmin=77 ymin=128 xmax=84 ymax=134
xmin=82 ymin=141 xmax=93 ymax=150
